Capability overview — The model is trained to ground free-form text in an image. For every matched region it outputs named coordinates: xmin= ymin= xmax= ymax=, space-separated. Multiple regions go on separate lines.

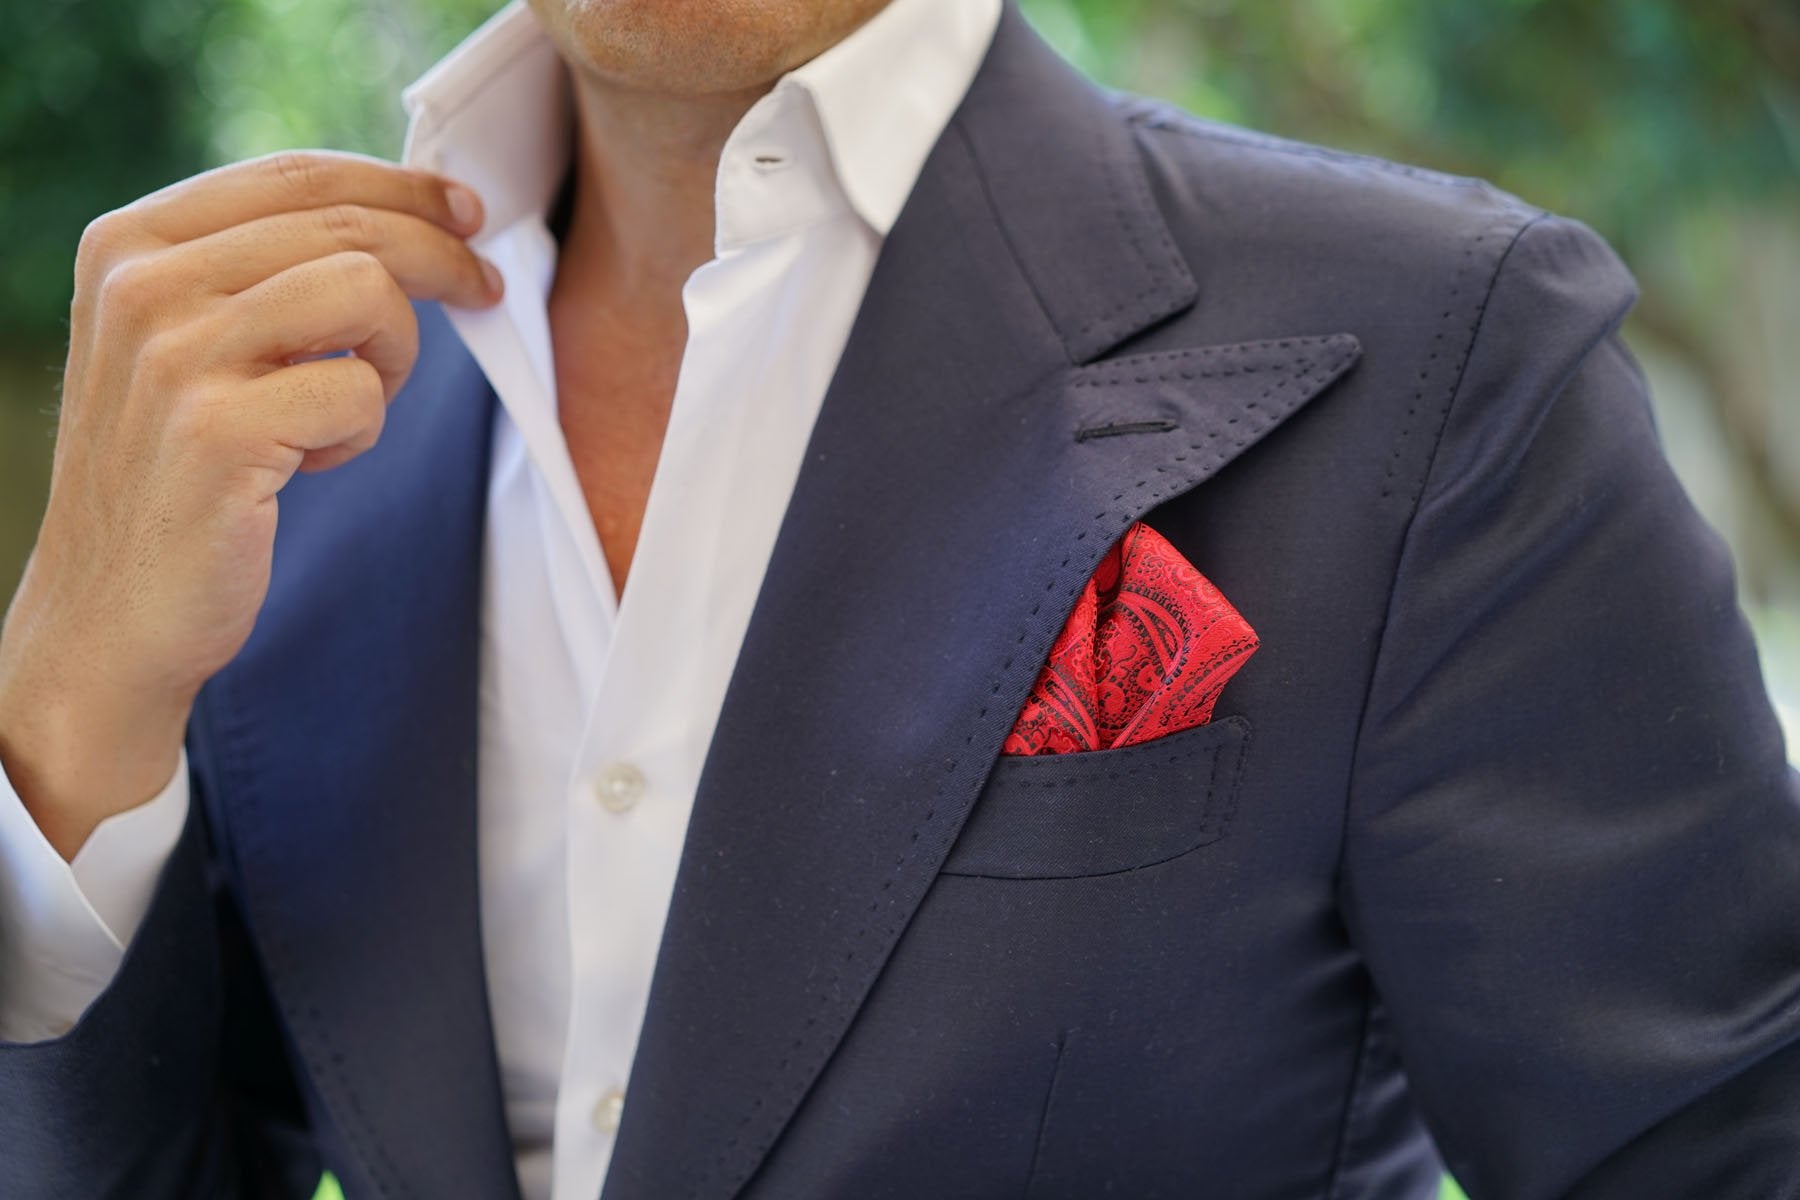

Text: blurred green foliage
xmin=1024 ymin=0 xmax=1797 ymax=251
xmin=1 ymin=0 xmax=210 ymax=351
xmin=1 ymin=0 xmax=494 ymax=352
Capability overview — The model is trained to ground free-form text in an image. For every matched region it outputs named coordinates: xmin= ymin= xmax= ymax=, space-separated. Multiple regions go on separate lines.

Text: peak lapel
xmin=198 ymin=305 xmax=521 ymax=1200
xmin=602 ymin=10 xmax=1360 ymax=1200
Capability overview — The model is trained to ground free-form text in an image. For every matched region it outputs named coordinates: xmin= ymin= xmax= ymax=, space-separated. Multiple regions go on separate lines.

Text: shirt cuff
xmin=0 ymin=750 xmax=190 ymax=1042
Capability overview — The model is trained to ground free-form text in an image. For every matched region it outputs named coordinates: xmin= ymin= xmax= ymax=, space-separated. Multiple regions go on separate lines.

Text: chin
xmin=528 ymin=0 xmax=884 ymax=96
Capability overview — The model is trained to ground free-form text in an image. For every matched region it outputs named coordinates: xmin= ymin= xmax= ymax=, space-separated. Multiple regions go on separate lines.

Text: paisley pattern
xmin=1002 ymin=522 xmax=1258 ymax=755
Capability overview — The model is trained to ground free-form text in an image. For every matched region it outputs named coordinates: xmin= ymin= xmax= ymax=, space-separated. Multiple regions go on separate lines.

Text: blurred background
xmin=1 ymin=1 xmax=1796 ymax=1196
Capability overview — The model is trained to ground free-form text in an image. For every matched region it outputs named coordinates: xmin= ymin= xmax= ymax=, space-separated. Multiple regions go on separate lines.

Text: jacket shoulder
xmin=1112 ymin=93 xmax=1639 ymax=386
xmin=1116 ymin=95 xmax=1548 ymax=276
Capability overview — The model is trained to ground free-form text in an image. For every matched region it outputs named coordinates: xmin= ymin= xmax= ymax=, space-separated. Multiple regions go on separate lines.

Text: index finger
xmin=121 ymin=150 xmax=484 ymax=247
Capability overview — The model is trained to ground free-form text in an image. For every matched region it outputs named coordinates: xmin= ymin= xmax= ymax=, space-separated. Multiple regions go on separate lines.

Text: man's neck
xmin=557 ymin=73 xmax=771 ymax=307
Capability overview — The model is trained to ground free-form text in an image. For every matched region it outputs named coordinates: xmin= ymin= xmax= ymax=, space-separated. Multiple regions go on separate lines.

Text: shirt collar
xmin=400 ymin=2 xmax=569 ymax=244
xmin=781 ymin=0 xmax=1001 ymax=237
xmin=399 ymin=0 xmax=999 ymax=250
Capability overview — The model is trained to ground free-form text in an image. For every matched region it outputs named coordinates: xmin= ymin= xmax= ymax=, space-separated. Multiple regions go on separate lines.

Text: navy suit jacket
xmin=6 ymin=7 xmax=1799 ymax=1198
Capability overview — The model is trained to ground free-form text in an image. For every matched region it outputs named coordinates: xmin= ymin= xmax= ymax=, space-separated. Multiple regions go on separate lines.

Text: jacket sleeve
xmin=1340 ymin=213 xmax=1800 ymax=1200
xmin=0 ymin=748 xmax=320 ymax=1199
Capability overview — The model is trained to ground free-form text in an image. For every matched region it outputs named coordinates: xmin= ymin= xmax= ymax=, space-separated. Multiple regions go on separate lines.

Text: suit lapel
xmin=198 ymin=304 xmax=522 ymax=1200
xmin=602 ymin=9 xmax=1360 ymax=1200
xmin=194 ymin=12 xmax=1361 ymax=1199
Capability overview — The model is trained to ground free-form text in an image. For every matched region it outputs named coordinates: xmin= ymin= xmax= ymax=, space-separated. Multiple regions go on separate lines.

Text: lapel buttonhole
xmin=1073 ymin=418 xmax=1180 ymax=442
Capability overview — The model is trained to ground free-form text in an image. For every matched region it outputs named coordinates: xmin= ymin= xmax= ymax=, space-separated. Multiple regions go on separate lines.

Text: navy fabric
xmin=940 ymin=717 xmax=1251 ymax=879
xmin=5 ymin=5 xmax=1799 ymax=1198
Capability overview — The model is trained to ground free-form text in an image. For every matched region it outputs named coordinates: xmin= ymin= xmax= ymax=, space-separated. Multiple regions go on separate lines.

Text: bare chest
xmin=549 ymin=301 xmax=685 ymax=600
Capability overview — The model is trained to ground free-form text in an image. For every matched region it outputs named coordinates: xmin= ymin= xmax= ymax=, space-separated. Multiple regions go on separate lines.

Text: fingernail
xmin=446 ymin=184 xmax=482 ymax=231
xmin=480 ymin=258 xmax=503 ymax=297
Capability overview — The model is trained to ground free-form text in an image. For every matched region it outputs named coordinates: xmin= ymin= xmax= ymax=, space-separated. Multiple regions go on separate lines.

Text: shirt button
xmin=591 ymin=1086 xmax=626 ymax=1134
xmin=594 ymin=762 xmax=645 ymax=812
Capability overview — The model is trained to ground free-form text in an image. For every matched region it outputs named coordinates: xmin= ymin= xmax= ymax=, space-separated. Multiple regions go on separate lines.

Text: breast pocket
xmin=940 ymin=716 xmax=1252 ymax=880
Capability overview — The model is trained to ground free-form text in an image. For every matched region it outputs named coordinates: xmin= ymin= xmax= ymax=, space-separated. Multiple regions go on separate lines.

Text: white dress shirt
xmin=0 ymin=1 xmax=1000 ymax=1197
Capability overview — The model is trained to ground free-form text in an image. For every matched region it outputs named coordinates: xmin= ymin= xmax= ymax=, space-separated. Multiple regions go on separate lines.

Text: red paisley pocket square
xmin=1002 ymin=522 xmax=1258 ymax=756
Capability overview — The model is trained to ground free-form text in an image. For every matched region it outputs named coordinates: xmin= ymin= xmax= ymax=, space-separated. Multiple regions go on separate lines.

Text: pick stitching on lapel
xmin=198 ymin=303 xmax=523 ymax=1200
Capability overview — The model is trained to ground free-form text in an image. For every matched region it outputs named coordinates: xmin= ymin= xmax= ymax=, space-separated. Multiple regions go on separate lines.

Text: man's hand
xmin=0 ymin=150 xmax=503 ymax=860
